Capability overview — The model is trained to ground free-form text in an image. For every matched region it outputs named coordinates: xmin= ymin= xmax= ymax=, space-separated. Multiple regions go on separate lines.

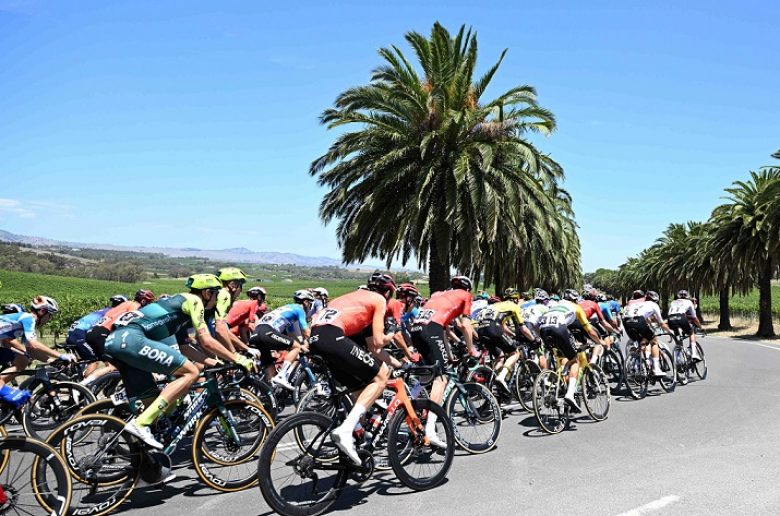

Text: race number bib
xmin=113 ymin=311 xmax=143 ymax=327
xmin=414 ymin=309 xmax=436 ymax=324
xmin=540 ymin=312 xmax=567 ymax=327
xmin=315 ymin=308 xmax=340 ymax=325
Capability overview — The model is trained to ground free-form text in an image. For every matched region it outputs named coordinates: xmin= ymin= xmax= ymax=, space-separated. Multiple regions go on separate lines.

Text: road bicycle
xmin=623 ymin=333 xmax=676 ymax=399
xmin=466 ymin=340 xmax=542 ymax=412
xmin=668 ymin=327 xmax=708 ymax=385
xmin=257 ymin=366 xmax=455 ymax=516
xmin=44 ymin=362 xmax=273 ymax=516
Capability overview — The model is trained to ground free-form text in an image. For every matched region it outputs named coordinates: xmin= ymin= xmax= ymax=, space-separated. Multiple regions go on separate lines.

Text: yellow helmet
xmin=217 ymin=267 xmax=247 ymax=283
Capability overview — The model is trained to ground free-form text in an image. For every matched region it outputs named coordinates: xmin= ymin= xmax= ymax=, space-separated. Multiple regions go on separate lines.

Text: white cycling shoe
xmin=330 ymin=429 xmax=361 ymax=465
xmin=124 ymin=419 xmax=164 ymax=450
xmin=271 ymin=375 xmax=295 ymax=392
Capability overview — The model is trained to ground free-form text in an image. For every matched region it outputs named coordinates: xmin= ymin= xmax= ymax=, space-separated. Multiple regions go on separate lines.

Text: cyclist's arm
xmin=183 ymin=296 xmax=244 ymax=363
xmin=372 ymin=297 xmax=394 ymax=346
xmin=26 ymin=338 xmax=62 ymax=361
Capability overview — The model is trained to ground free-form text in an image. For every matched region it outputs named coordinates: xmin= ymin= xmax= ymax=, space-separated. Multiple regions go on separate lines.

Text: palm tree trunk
xmin=428 ymin=235 xmax=450 ymax=293
xmin=718 ymin=288 xmax=732 ymax=330
xmin=693 ymin=288 xmax=704 ymax=322
xmin=757 ymin=257 xmax=775 ymax=338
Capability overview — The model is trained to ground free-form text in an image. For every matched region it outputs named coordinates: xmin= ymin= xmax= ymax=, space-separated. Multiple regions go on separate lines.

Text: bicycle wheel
xmin=532 ymin=370 xmax=568 ymax=434
xmin=193 ymin=399 xmax=274 ymax=492
xmin=0 ymin=436 xmax=72 ymax=516
xmin=515 ymin=359 xmax=541 ymax=412
xmin=582 ymin=365 xmax=610 ymax=422
xmin=257 ymin=411 xmax=348 ymax=516
xmin=388 ymin=398 xmax=454 ymax=491
xmin=444 ymin=382 xmax=501 ymax=454
xmin=673 ymin=346 xmax=690 ymax=386
xmin=87 ymin=371 xmax=123 ymax=399
xmin=22 ymin=381 xmax=97 ymax=441
xmin=624 ymin=351 xmax=648 ymax=400
xmin=601 ymin=348 xmax=625 ymax=392
xmin=45 ymin=414 xmax=141 ymax=516
xmin=693 ymin=343 xmax=708 ymax=380
xmin=659 ymin=348 xmax=676 ymax=393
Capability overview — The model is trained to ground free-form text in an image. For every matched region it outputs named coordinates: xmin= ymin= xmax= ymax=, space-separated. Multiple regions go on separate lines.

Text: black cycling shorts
xmin=310 ymin=325 xmax=381 ymax=390
xmin=668 ymin=314 xmax=693 ymax=336
xmin=250 ymin=324 xmax=295 ymax=366
xmin=540 ymin=324 xmax=578 ymax=361
xmin=477 ymin=321 xmax=516 ymax=355
xmin=410 ymin=322 xmax=448 ymax=373
xmin=85 ymin=326 xmax=111 ymax=361
xmin=624 ymin=317 xmax=655 ymax=342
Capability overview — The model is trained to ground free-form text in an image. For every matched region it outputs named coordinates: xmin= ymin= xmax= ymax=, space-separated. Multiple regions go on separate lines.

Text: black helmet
xmin=646 ymin=291 xmax=660 ymax=303
xmin=563 ymin=289 xmax=579 ymax=302
xmin=247 ymin=286 xmax=267 ymax=300
xmin=109 ymin=295 xmax=128 ymax=308
xmin=677 ymin=289 xmax=689 ymax=299
xmin=631 ymin=289 xmax=645 ymax=300
xmin=451 ymin=276 xmax=473 ymax=292
xmin=368 ymin=272 xmax=397 ymax=294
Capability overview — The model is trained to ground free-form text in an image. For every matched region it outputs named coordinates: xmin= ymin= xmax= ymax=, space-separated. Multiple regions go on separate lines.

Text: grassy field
xmin=698 ymin=286 xmax=780 ymax=318
xmin=0 ymin=269 xmax=365 ymax=338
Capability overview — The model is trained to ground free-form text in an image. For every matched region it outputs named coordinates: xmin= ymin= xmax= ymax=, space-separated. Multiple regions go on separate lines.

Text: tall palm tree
xmin=709 ymin=169 xmax=780 ymax=337
xmin=310 ymin=23 xmax=573 ymax=291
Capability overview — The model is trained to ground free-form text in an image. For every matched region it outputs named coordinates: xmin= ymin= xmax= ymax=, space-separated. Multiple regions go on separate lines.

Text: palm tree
xmin=709 ymin=169 xmax=780 ymax=337
xmin=310 ymin=23 xmax=572 ymax=291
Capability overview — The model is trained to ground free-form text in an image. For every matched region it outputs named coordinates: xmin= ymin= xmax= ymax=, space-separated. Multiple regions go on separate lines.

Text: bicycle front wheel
xmin=532 ymin=370 xmax=568 ymax=434
xmin=515 ymin=359 xmax=541 ymax=412
xmin=22 ymin=381 xmax=97 ymax=441
xmin=257 ymin=411 xmax=347 ymax=516
xmin=673 ymin=346 xmax=690 ymax=386
xmin=659 ymin=348 xmax=677 ymax=393
xmin=693 ymin=343 xmax=708 ymax=380
xmin=445 ymin=382 xmax=501 ymax=454
xmin=582 ymin=365 xmax=610 ymax=421
xmin=624 ymin=351 xmax=648 ymax=400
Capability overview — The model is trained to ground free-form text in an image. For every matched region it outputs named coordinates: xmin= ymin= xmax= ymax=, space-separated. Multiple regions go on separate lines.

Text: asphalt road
xmin=94 ymin=336 xmax=780 ymax=515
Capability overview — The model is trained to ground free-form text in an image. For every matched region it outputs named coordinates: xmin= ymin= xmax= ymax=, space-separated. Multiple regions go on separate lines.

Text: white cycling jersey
xmin=522 ymin=303 xmax=549 ymax=334
xmin=623 ymin=300 xmax=663 ymax=323
xmin=669 ymin=299 xmax=696 ymax=318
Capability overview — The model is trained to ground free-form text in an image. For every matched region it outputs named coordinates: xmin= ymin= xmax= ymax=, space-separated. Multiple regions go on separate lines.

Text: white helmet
xmin=313 ymin=287 xmax=329 ymax=298
xmin=31 ymin=295 xmax=59 ymax=314
xmin=293 ymin=289 xmax=315 ymax=304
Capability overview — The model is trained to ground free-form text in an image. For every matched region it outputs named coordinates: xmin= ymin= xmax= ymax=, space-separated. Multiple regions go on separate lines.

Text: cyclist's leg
xmin=556 ymin=326 xmax=580 ymax=408
xmin=250 ymin=324 xmax=293 ymax=380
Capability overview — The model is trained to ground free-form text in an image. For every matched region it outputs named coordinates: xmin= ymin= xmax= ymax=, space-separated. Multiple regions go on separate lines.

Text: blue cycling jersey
xmin=0 ymin=312 xmax=38 ymax=344
xmin=258 ymin=303 xmax=309 ymax=334
xmin=68 ymin=308 xmax=109 ymax=333
xmin=608 ymin=300 xmax=621 ymax=315
xmin=401 ymin=306 xmax=420 ymax=328
xmin=598 ymin=302 xmax=614 ymax=322
xmin=521 ymin=300 xmax=536 ymax=310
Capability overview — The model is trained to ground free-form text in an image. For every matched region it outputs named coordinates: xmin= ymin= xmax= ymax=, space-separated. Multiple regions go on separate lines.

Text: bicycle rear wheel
xmin=445 ymin=382 xmax=501 ymax=454
xmin=257 ymin=411 xmax=347 ymax=516
xmin=624 ymin=351 xmax=648 ymax=399
xmin=582 ymin=365 xmax=610 ymax=421
xmin=601 ymin=348 xmax=625 ymax=392
xmin=693 ymin=343 xmax=707 ymax=380
xmin=673 ymin=346 xmax=690 ymax=385
xmin=532 ymin=370 xmax=568 ymax=434
xmin=388 ymin=398 xmax=454 ymax=491
xmin=515 ymin=359 xmax=541 ymax=412
xmin=22 ymin=381 xmax=96 ymax=441
xmin=659 ymin=348 xmax=676 ymax=393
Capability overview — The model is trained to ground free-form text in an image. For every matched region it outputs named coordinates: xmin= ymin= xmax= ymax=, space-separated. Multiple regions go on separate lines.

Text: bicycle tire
xmin=693 ymin=343 xmax=707 ymax=380
xmin=674 ymin=346 xmax=690 ymax=386
xmin=388 ymin=398 xmax=454 ymax=491
xmin=193 ymin=399 xmax=274 ymax=492
xmin=624 ymin=351 xmax=648 ymax=400
xmin=601 ymin=347 xmax=625 ymax=392
xmin=659 ymin=348 xmax=676 ymax=393
xmin=532 ymin=370 xmax=568 ymax=434
xmin=257 ymin=411 xmax=348 ymax=516
xmin=582 ymin=364 xmax=610 ymax=422
xmin=87 ymin=371 xmax=123 ymax=399
xmin=515 ymin=359 xmax=541 ymax=412
xmin=0 ymin=435 xmax=73 ymax=516
xmin=444 ymin=382 xmax=501 ymax=454
xmin=22 ymin=381 xmax=97 ymax=441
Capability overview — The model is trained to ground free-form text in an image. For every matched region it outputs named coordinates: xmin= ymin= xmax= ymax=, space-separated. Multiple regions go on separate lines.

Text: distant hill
xmin=0 ymin=229 xmax=344 ymax=267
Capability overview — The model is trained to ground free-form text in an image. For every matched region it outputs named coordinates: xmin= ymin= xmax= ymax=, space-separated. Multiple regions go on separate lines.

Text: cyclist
xmin=398 ymin=283 xmax=422 ymax=358
xmin=410 ymin=275 xmax=475 ymax=445
xmin=0 ymin=296 xmax=73 ymax=407
xmin=471 ymin=291 xmax=490 ymax=319
xmin=668 ymin=289 xmax=703 ymax=361
xmin=538 ymin=289 xmax=605 ymax=411
xmin=311 ymin=287 xmax=329 ymax=315
xmin=310 ymin=273 xmax=396 ymax=465
xmin=250 ymin=289 xmax=313 ymax=390
xmin=622 ymin=290 xmax=671 ymax=378
xmin=106 ymin=274 xmax=253 ymax=450
xmin=1 ymin=303 xmax=25 ymax=315
xmin=226 ymin=286 xmax=267 ymax=343
xmin=209 ymin=267 xmax=249 ymax=353
xmin=522 ymin=289 xmax=551 ymax=370
xmin=521 ymin=289 xmax=538 ymax=310
xmin=65 ymin=301 xmax=111 ymax=363
xmin=475 ymin=289 xmax=537 ymax=393
xmin=579 ymin=289 xmax=617 ymax=364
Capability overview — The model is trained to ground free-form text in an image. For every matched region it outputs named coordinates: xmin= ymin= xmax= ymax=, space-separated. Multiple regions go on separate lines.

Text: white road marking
xmin=743 ymin=341 xmax=780 ymax=352
xmin=616 ymin=495 xmax=680 ymax=516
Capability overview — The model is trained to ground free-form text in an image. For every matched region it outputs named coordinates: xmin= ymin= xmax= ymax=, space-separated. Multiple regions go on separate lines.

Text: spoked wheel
xmin=600 ymin=348 xmax=625 ymax=393
xmin=22 ymin=382 xmax=97 ymax=441
xmin=515 ymin=360 xmax=541 ymax=412
xmin=257 ymin=412 xmax=348 ymax=516
xmin=532 ymin=370 xmax=569 ymax=434
xmin=387 ymin=398 xmax=454 ymax=491
xmin=193 ymin=400 xmax=274 ymax=492
xmin=465 ymin=365 xmax=494 ymax=388
xmin=693 ymin=343 xmax=707 ymax=380
xmin=444 ymin=382 xmax=501 ymax=454
xmin=87 ymin=371 xmax=123 ymax=399
xmin=582 ymin=365 xmax=610 ymax=422
xmin=658 ymin=348 xmax=677 ymax=393
xmin=624 ymin=351 xmax=648 ymax=400
xmin=45 ymin=414 xmax=142 ymax=516
xmin=673 ymin=346 xmax=690 ymax=386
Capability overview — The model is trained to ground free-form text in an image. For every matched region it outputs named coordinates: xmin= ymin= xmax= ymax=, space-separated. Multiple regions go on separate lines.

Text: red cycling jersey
xmin=312 ymin=289 xmax=386 ymax=337
xmin=226 ymin=299 xmax=261 ymax=332
xmin=386 ymin=298 xmax=404 ymax=323
xmin=578 ymin=300 xmax=605 ymax=322
xmin=99 ymin=300 xmax=141 ymax=330
xmin=416 ymin=289 xmax=472 ymax=327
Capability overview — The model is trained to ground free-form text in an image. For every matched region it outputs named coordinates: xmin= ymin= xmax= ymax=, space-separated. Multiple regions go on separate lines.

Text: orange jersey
xmin=416 ymin=289 xmax=472 ymax=326
xmin=99 ymin=300 xmax=141 ymax=330
xmin=386 ymin=298 xmax=404 ymax=323
xmin=226 ymin=299 xmax=259 ymax=329
xmin=312 ymin=289 xmax=386 ymax=337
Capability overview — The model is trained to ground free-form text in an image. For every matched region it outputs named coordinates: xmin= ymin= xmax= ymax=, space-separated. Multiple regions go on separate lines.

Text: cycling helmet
xmin=357 ymin=285 xmax=369 ymax=290
xmin=583 ymin=289 xmax=598 ymax=301
xmin=134 ymin=289 xmax=155 ymax=304
xmin=488 ymin=295 xmax=501 ymax=304
xmin=677 ymin=289 xmax=689 ymax=299
xmin=368 ymin=272 xmax=397 ymax=294
xmin=645 ymin=291 xmax=660 ymax=303
xmin=397 ymin=283 xmax=420 ymax=298
xmin=551 ymin=294 xmax=561 ymax=301
xmin=31 ymin=295 xmax=59 ymax=314
xmin=158 ymin=294 xmax=171 ymax=300
xmin=563 ymin=289 xmax=579 ymax=302
xmin=313 ymin=287 xmax=329 ymax=298
xmin=186 ymin=274 xmax=222 ymax=291
xmin=451 ymin=275 xmax=472 ymax=292
xmin=293 ymin=289 xmax=315 ymax=304
xmin=476 ymin=291 xmax=489 ymax=300
xmin=217 ymin=267 xmax=247 ymax=284
xmin=631 ymin=289 xmax=645 ymax=299
xmin=247 ymin=286 xmax=267 ymax=300
xmin=109 ymin=295 xmax=128 ymax=307
xmin=598 ymin=293 xmax=608 ymax=303
xmin=503 ymin=287 xmax=520 ymax=300
xmin=535 ymin=289 xmax=550 ymax=302
xmin=1 ymin=303 xmax=25 ymax=314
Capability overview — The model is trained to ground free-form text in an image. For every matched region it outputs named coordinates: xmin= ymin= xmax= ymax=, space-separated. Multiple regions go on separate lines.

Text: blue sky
xmin=1 ymin=0 xmax=777 ymax=272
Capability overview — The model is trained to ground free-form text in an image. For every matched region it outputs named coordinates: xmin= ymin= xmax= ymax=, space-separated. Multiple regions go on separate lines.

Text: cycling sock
xmin=426 ymin=412 xmax=438 ymax=436
xmin=496 ymin=367 xmax=508 ymax=382
xmin=136 ymin=396 xmax=170 ymax=428
xmin=338 ymin=403 xmax=366 ymax=435
xmin=566 ymin=378 xmax=577 ymax=399
xmin=652 ymin=357 xmax=661 ymax=370
xmin=278 ymin=361 xmax=292 ymax=378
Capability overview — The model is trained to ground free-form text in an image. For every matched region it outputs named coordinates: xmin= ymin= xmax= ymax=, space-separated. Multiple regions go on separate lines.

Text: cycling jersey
xmin=669 ymin=299 xmax=696 ymax=318
xmin=307 ymin=299 xmax=324 ymax=320
xmin=226 ymin=299 xmax=261 ymax=329
xmin=0 ymin=312 xmax=38 ymax=344
xmin=623 ymin=300 xmax=663 ymax=323
xmin=386 ymin=298 xmax=404 ymax=324
xmin=475 ymin=301 xmax=524 ymax=327
xmin=214 ymin=288 xmax=233 ymax=321
xmin=401 ymin=306 xmax=419 ymax=328
xmin=259 ymin=303 xmax=309 ymax=335
xmin=522 ymin=303 xmax=549 ymax=335
xmin=415 ymin=289 xmax=472 ymax=327
xmin=69 ymin=308 xmax=109 ymax=332
xmin=578 ymin=300 xmax=605 ymax=323
xmin=541 ymin=300 xmax=592 ymax=331
xmin=98 ymin=300 xmax=141 ymax=330
xmin=312 ymin=289 xmax=385 ymax=337
xmin=521 ymin=300 xmax=536 ymax=310
xmin=598 ymin=301 xmax=614 ymax=323
xmin=470 ymin=299 xmax=488 ymax=319
xmin=608 ymin=300 xmax=622 ymax=315
xmin=125 ymin=293 xmax=208 ymax=341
